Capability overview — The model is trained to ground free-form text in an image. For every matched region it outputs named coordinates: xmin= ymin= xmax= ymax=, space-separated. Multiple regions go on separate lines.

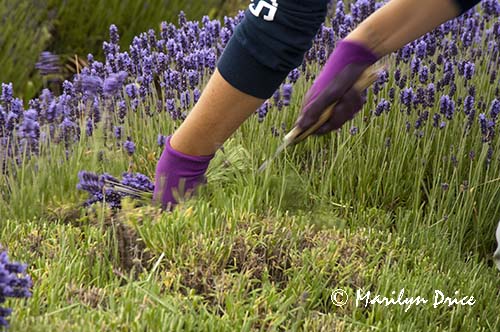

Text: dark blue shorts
xmin=456 ymin=0 xmax=482 ymax=13
xmin=217 ymin=0 xmax=330 ymax=99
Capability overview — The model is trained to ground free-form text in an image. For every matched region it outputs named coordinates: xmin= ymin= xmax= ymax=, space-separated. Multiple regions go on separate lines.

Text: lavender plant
xmin=0 ymin=0 xmax=498 ymax=243
xmin=0 ymin=249 xmax=32 ymax=328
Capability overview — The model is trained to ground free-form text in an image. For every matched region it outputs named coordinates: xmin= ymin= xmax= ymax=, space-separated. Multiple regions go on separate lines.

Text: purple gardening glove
xmin=153 ymin=135 xmax=214 ymax=210
xmin=296 ymin=39 xmax=379 ymax=135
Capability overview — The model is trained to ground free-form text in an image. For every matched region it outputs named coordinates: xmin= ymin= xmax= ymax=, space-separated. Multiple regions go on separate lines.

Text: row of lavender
xmin=1 ymin=2 xmax=499 ymax=203
xmin=0 ymin=4 xmax=499 ymax=207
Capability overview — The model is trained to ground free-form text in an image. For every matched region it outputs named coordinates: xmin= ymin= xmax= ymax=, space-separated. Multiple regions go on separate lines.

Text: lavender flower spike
xmin=103 ymin=71 xmax=129 ymax=97
xmin=0 ymin=249 xmax=32 ymax=328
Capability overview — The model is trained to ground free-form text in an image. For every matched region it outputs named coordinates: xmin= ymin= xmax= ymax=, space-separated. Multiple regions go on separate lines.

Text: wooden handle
xmin=285 ymin=64 xmax=382 ymax=145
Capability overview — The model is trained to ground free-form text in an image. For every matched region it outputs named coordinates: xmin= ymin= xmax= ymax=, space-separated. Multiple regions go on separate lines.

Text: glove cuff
xmin=332 ymin=39 xmax=379 ymax=69
xmin=165 ymin=135 xmax=215 ymax=163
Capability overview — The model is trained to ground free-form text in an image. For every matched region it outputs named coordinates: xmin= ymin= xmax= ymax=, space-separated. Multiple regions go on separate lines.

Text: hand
xmin=295 ymin=40 xmax=378 ymax=135
xmin=153 ymin=135 xmax=214 ymax=211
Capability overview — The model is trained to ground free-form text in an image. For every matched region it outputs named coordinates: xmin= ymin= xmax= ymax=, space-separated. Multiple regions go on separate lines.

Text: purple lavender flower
xmin=0 ymin=250 xmax=32 ymax=328
xmin=110 ymin=24 xmax=120 ymax=44
xmin=469 ymin=150 xmax=476 ymax=160
xmin=433 ymin=113 xmax=441 ymax=127
xmin=288 ymin=69 xmax=301 ymax=84
xmin=180 ymin=90 xmax=191 ymax=109
xmin=123 ymin=137 xmax=135 ymax=155
xmin=444 ymin=60 xmax=454 ymax=74
xmin=451 ymin=155 xmax=458 ymax=168
xmin=400 ymin=88 xmax=414 ymax=111
xmin=77 ymin=171 xmax=123 ymax=208
xmin=17 ymin=109 xmax=40 ymax=153
xmin=103 ymin=71 xmax=128 ymax=96
xmin=486 ymin=145 xmax=494 ymax=166
xmin=86 ymin=118 xmax=94 ymax=137
xmin=0 ymin=105 xmax=5 ymax=136
xmin=374 ymin=99 xmax=390 ymax=116
xmin=414 ymin=87 xmax=426 ymax=107
xmin=114 ymin=126 xmax=122 ymax=140
xmin=449 ymin=82 xmax=457 ymax=97
xmin=388 ymin=88 xmax=395 ymax=102
xmin=490 ymin=99 xmax=500 ymax=120
xmin=429 ymin=61 xmax=437 ymax=74
xmin=35 ymin=51 xmax=61 ymax=76
xmin=490 ymin=70 xmax=497 ymax=84
xmin=62 ymin=81 xmax=74 ymax=96
xmin=77 ymin=74 xmax=103 ymax=97
xmin=125 ymin=83 xmax=138 ymax=99
xmin=121 ymin=172 xmax=154 ymax=193
xmin=273 ymin=89 xmax=281 ymax=107
xmin=166 ymin=98 xmax=177 ymax=119
xmin=59 ymin=117 xmax=79 ymax=144
xmin=157 ymin=134 xmax=167 ymax=147
xmin=398 ymin=75 xmax=407 ymax=89
xmin=464 ymin=95 xmax=475 ymax=115
xmin=187 ymin=70 xmax=199 ymax=89
xmin=78 ymin=170 xmax=154 ymax=207
xmin=178 ymin=11 xmax=187 ymax=27
xmin=419 ymin=65 xmax=429 ymax=84
xmin=400 ymin=45 xmax=412 ymax=63
xmin=77 ymin=171 xmax=102 ymax=195
xmin=416 ymin=40 xmax=427 ymax=58
xmin=411 ymin=57 xmax=421 ymax=76
xmin=479 ymin=113 xmax=488 ymax=136
xmin=0 ymin=83 xmax=13 ymax=104
xmin=349 ymin=126 xmax=358 ymax=135
xmin=415 ymin=110 xmax=429 ymax=129
xmin=440 ymin=95 xmax=455 ymax=120
xmin=282 ymin=84 xmax=293 ymax=106
xmin=193 ymin=88 xmax=201 ymax=103
xmin=463 ymin=62 xmax=475 ymax=80
xmin=257 ymin=102 xmax=269 ymax=122
xmin=394 ymin=69 xmax=401 ymax=83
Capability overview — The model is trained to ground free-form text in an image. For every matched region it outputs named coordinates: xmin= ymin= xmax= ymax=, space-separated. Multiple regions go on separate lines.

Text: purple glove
xmin=296 ymin=40 xmax=379 ymax=135
xmin=153 ymin=135 xmax=214 ymax=210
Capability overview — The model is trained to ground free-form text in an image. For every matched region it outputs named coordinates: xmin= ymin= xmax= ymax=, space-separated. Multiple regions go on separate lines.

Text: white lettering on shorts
xmin=249 ymin=0 xmax=278 ymax=22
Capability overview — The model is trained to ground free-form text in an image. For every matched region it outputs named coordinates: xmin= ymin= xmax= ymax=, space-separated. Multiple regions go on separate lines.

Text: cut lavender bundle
xmin=77 ymin=171 xmax=154 ymax=209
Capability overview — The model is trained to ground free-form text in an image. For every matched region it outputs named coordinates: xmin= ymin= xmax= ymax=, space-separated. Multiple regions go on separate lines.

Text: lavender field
xmin=1 ymin=1 xmax=500 ymax=331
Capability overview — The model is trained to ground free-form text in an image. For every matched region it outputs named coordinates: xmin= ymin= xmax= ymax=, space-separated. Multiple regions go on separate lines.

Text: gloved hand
xmin=295 ymin=39 xmax=379 ymax=135
xmin=153 ymin=135 xmax=214 ymax=210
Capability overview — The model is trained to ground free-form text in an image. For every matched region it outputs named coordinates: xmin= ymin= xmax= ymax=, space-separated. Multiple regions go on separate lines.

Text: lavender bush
xmin=0 ymin=1 xmax=498 ymax=212
xmin=0 ymin=249 xmax=32 ymax=328
xmin=0 ymin=1 xmax=498 ymax=211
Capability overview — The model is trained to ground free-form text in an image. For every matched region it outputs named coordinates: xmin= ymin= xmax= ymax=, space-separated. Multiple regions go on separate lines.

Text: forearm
xmin=345 ymin=0 xmax=463 ymax=58
xmin=171 ymin=69 xmax=264 ymax=156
